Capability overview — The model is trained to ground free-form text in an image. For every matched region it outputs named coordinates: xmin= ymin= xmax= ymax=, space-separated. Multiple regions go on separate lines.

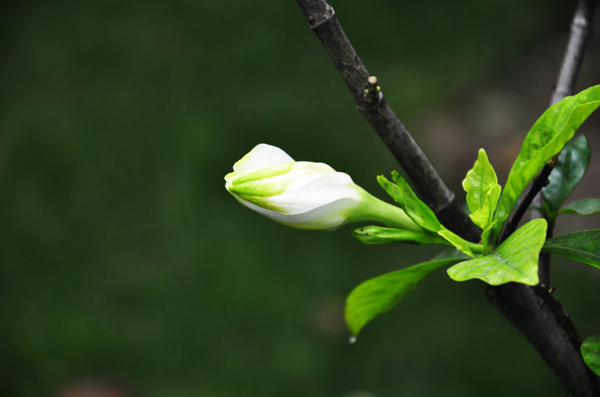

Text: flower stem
xmin=355 ymin=189 xmax=422 ymax=232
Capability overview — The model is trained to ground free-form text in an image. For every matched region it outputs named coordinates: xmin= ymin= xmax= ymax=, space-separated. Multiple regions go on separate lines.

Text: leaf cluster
xmin=345 ymin=84 xmax=600 ymax=371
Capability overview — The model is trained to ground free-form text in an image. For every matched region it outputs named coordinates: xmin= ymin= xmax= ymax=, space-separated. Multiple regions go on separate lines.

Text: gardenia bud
xmin=225 ymin=144 xmax=422 ymax=231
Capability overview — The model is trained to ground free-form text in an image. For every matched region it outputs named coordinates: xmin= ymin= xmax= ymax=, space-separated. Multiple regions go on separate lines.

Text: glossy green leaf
xmin=447 ymin=219 xmax=547 ymax=286
xmin=543 ymin=135 xmax=591 ymax=214
xmin=470 ymin=185 xmax=501 ymax=244
xmin=542 ymin=229 xmax=600 ymax=270
xmin=345 ymin=258 xmax=461 ymax=336
xmin=581 ymin=334 xmax=600 ymax=376
xmin=463 ymin=149 xmax=500 ymax=230
xmin=352 ymin=225 xmax=447 ymax=245
xmin=558 ymin=197 xmax=600 ymax=216
xmin=378 ymin=173 xmax=442 ymax=233
xmin=492 ymin=85 xmax=600 ymax=242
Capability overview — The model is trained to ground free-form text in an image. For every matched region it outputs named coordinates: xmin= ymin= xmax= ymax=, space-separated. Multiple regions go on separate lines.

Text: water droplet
xmin=349 ymin=336 xmax=357 ymax=344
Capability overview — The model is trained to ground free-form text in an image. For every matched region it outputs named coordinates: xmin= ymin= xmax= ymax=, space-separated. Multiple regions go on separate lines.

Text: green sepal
xmin=542 ymin=229 xmax=600 ymax=270
xmin=345 ymin=257 xmax=463 ymax=336
xmin=378 ymin=173 xmax=442 ymax=233
xmin=447 ymin=219 xmax=547 ymax=286
xmin=492 ymin=85 xmax=600 ymax=243
xmin=378 ymin=172 xmax=481 ymax=256
xmin=352 ymin=225 xmax=447 ymax=245
xmin=581 ymin=334 xmax=600 ymax=376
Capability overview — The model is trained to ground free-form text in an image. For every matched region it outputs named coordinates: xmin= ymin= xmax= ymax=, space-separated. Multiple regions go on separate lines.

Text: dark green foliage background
xmin=1 ymin=0 xmax=599 ymax=395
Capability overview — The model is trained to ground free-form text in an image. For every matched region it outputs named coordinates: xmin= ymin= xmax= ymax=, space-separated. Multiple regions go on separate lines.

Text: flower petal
xmin=239 ymin=196 xmax=359 ymax=230
xmin=233 ymin=144 xmax=295 ymax=175
xmin=265 ymin=171 xmax=358 ymax=214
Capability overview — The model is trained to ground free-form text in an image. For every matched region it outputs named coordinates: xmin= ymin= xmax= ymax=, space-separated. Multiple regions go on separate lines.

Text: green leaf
xmin=345 ymin=258 xmax=461 ymax=336
xmin=378 ymin=173 xmax=443 ymax=233
xmin=581 ymin=334 xmax=600 ymax=376
xmin=352 ymin=225 xmax=447 ymax=245
xmin=463 ymin=149 xmax=500 ymax=230
xmin=447 ymin=219 xmax=547 ymax=286
xmin=492 ymin=85 xmax=600 ymax=242
xmin=470 ymin=185 xmax=501 ymax=244
xmin=543 ymin=135 xmax=591 ymax=214
xmin=558 ymin=197 xmax=600 ymax=216
xmin=542 ymin=229 xmax=600 ymax=270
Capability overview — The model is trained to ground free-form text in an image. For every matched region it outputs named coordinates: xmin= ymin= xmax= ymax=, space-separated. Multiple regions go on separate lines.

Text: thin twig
xmin=543 ymin=1 xmax=598 ymax=392
xmin=294 ymin=0 xmax=479 ymax=240
xmin=495 ymin=0 xmax=596 ymax=244
xmin=499 ymin=156 xmax=557 ymax=244
xmin=496 ymin=0 xmax=599 ymax=394
xmin=511 ymin=0 xmax=597 ymax=344
xmin=536 ymin=0 xmax=597 ymax=286
xmin=530 ymin=190 xmax=552 ymax=286
xmin=538 ymin=229 xmax=552 ymax=287
xmin=500 ymin=0 xmax=597 ymax=327
xmin=551 ymin=0 xmax=597 ymax=106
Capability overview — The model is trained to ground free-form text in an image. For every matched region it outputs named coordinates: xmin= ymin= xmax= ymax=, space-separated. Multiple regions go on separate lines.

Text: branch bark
xmin=489 ymin=0 xmax=599 ymax=392
xmin=487 ymin=283 xmax=598 ymax=397
xmin=294 ymin=0 xmax=478 ymax=240
xmin=489 ymin=0 xmax=599 ymax=391
xmin=294 ymin=0 xmax=599 ymax=395
xmin=526 ymin=1 xmax=599 ymax=394
xmin=533 ymin=0 xmax=598 ymax=286
xmin=550 ymin=0 xmax=597 ymax=106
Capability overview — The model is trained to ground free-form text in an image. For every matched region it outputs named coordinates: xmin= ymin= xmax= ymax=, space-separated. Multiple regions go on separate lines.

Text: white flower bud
xmin=225 ymin=144 xmax=421 ymax=231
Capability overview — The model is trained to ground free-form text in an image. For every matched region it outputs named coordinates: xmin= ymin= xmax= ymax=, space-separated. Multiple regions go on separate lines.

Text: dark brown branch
xmin=551 ymin=0 xmax=597 ymax=106
xmin=500 ymin=155 xmax=558 ymax=245
xmin=536 ymin=0 xmax=597 ymax=285
xmin=494 ymin=0 xmax=600 ymax=394
xmin=530 ymin=192 xmax=553 ymax=286
xmin=538 ymin=226 xmax=553 ymax=287
xmin=534 ymin=285 xmax=583 ymax=349
xmin=294 ymin=0 xmax=478 ymax=240
xmin=488 ymin=283 xmax=599 ymax=397
xmin=490 ymin=154 xmax=598 ymax=395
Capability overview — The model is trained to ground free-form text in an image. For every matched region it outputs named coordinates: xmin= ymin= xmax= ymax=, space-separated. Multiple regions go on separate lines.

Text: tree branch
xmin=534 ymin=285 xmax=583 ymax=349
xmin=294 ymin=0 xmax=478 ymax=240
xmin=531 ymin=192 xmax=552 ymax=287
xmin=499 ymin=155 xmax=557 ymax=245
xmin=536 ymin=0 xmax=597 ymax=285
xmin=494 ymin=0 xmax=599 ymax=395
xmin=294 ymin=0 xmax=599 ymax=395
xmin=487 ymin=283 xmax=599 ymax=397
xmin=550 ymin=0 xmax=597 ymax=106
xmin=491 ymin=0 xmax=597 ymax=283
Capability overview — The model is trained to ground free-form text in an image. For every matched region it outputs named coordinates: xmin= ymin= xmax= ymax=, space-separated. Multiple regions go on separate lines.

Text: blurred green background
xmin=2 ymin=0 xmax=600 ymax=396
